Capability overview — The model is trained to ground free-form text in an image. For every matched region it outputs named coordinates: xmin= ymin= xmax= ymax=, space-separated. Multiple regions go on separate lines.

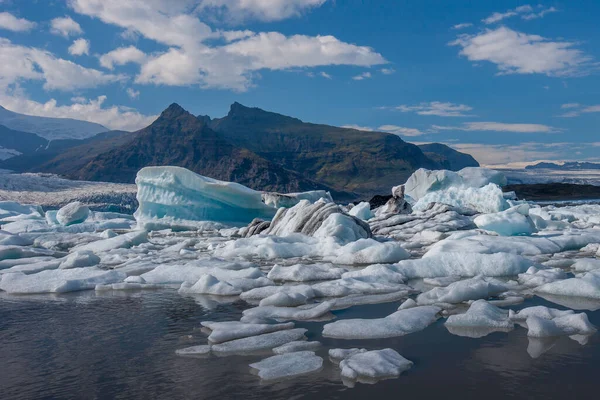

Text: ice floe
xmin=337 ymin=348 xmax=413 ymax=385
xmin=445 ymin=300 xmax=513 ymax=337
xmin=250 ymin=351 xmax=323 ymax=381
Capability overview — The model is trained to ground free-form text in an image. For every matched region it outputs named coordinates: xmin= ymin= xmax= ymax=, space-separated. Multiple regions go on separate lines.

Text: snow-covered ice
xmin=338 ymin=348 xmax=413 ymax=384
xmin=250 ymin=351 xmax=323 ymax=381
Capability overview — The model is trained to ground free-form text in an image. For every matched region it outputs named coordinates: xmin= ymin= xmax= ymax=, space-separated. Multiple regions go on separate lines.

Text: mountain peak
xmin=160 ymin=103 xmax=188 ymax=119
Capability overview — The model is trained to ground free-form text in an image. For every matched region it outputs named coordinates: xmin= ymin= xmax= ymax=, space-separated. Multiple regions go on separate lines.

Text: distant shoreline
xmin=504 ymin=183 xmax=600 ymax=201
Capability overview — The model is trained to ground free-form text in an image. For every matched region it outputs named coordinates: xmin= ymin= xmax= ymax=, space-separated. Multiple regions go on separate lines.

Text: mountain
xmin=11 ymin=102 xmax=479 ymax=197
xmin=418 ymin=143 xmax=479 ymax=170
xmin=0 ymin=130 xmax=131 ymax=173
xmin=525 ymin=161 xmax=600 ymax=170
xmin=0 ymin=125 xmax=47 ymax=160
xmin=208 ymin=102 xmax=439 ymax=194
xmin=66 ymin=104 xmax=341 ymax=194
xmin=0 ymin=106 xmax=108 ymax=141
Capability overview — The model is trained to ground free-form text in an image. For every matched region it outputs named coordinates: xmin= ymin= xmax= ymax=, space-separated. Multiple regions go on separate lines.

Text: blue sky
xmin=0 ymin=0 xmax=599 ymax=166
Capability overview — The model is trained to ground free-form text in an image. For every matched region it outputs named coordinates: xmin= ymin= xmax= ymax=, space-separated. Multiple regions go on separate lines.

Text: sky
xmin=0 ymin=0 xmax=599 ymax=167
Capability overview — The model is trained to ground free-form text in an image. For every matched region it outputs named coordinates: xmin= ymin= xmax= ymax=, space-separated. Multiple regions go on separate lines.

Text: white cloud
xmin=69 ymin=0 xmax=386 ymax=91
xmin=378 ymin=124 xmax=426 ymax=137
xmin=320 ymin=71 xmax=331 ymax=79
xmin=0 ymin=38 xmax=123 ymax=91
xmin=559 ymin=103 xmax=600 ymax=117
xmin=452 ymin=23 xmax=473 ymax=30
xmin=0 ymin=94 xmax=156 ymax=131
xmin=99 ymin=46 xmax=147 ymax=70
xmin=561 ymin=103 xmax=580 ymax=109
xmin=522 ymin=6 xmax=558 ymax=21
xmin=450 ymin=27 xmax=594 ymax=77
xmin=380 ymin=68 xmax=395 ymax=74
xmin=126 ymin=87 xmax=140 ymax=99
xmin=68 ymin=38 xmax=90 ymax=56
xmin=50 ymin=16 xmax=83 ymax=38
xmin=482 ymin=5 xmax=556 ymax=24
xmin=432 ymin=122 xmax=558 ymax=133
xmin=396 ymin=101 xmax=473 ymax=117
xmin=196 ymin=0 xmax=327 ymax=22
xmin=0 ymin=12 xmax=36 ymax=32
xmin=352 ymin=71 xmax=372 ymax=80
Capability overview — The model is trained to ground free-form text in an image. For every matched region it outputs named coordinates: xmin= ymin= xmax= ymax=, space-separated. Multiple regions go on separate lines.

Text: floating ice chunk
xmin=423 ymin=276 xmax=462 ymax=287
xmin=0 ymin=268 xmax=125 ymax=294
xmin=267 ymin=263 xmax=346 ymax=282
xmin=338 ymin=349 xmax=413 ymax=382
xmin=474 ymin=205 xmax=536 ymax=236
xmin=313 ymin=213 xmax=371 ymax=244
xmin=179 ymin=274 xmax=242 ymax=296
xmin=329 ymin=348 xmax=367 ymax=363
xmin=416 ymin=276 xmax=508 ymax=305
xmin=0 ymin=231 xmax=33 ymax=246
xmin=141 ymin=261 xmax=263 ymax=285
xmin=1 ymin=259 xmax=61 ymax=274
xmin=240 ymin=285 xmax=315 ymax=302
xmin=572 ymin=258 xmax=600 ymax=272
xmin=332 ymin=292 xmax=410 ymax=311
xmin=535 ymin=270 xmax=600 ymax=299
xmin=413 ymin=184 xmax=508 ymax=214
xmin=250 ymin=351 xmax=323 ymax=381
xmin=518 ymin=267 xmax=567 ymax=287
xmin=0 ymin=201 xmax=43 ymax=220
xmin=526 ymin=314 xmax=597 ymax=337
xmin=259 ymin=292 xmax=309 ymax=307
xmin=457 ymin=167 xmax=507 ymax=188
xmin=349 ymin=202 xmax=373 ymax=221
xmin=508 ymin=306 xmax=574 ymax=323
xmin=242 ymin=301 xmax=335 ymax=322
xmin=272 ymin=341 xmax=321 ymax=354
xmin=134 ymin=166 xmax=277 ymax=228
xmin=95 ymin=282 xmax=160 ymax=291
xmin=322 ymin=306 xmax=440 ymax=339
xmin=175 ymin=345 xmax=211 ymax=356
xmin=329 ymin=239 xmax=410 ymax=265
xmin=211 ymin=328 xmax=307 ymax=354
xmin=201 ymin=321 xmax=295 ymax=344
xmin=56 ymin=202 xmax=90 ymax=226
xmin=74 ymin=231 xmax=148 ymax=254
xmin=396 ymin=252 xmax=533 ymax=279
xmin=341 ymin=264 xmax=406 ymax=284
xmin=445 ymin=300 xmax=513 ymax=337
xmin=0 ymin=256 xmax=54 ymax=269
xmin=398 ymin=298 xmax=418 ymax=310
xmin=0 ymin=245 xmax=60 ymax=261
xmin=59 ymin=250 xmax=100 ymax=269
xmin=261 ymin=191 xmax=333 ymax=208
xmin=312 ymin=278 xmax=412 ymax=298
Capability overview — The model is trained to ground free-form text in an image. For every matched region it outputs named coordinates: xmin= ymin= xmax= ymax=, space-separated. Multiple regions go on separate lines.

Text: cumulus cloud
xmin=352 ymin=71 xmax=372 ymax=80
xmin=196 ymin=0 xmax=327 ymax=22
xmin=320 ymin=71 xmax=332 ymax=79
xmin=0 ymin=38 xmax=123 ymax=91
xmin=380 ymin=68 xmax=395 ymax=75
xmin=68 ymin=38 xmax=90 ymax=56
xmin=0 ymin=12 xmax=36 ymax=32
xmin=99 ymin=46 xmax=147 ymax=69
xmin=0 ymin=94 xmax=156 ymax=131
xmin=450 ymin=27 xmax=594 ymax=77
xmin=50 ymin=16 xmax=83 ymax=37
xmin=69 ymin=0 xmax=386 ymax=91
xmin=396 ymin=101 xmax=473 ymax=117
xmin=432 ymin=122 xmax=558 ymax=133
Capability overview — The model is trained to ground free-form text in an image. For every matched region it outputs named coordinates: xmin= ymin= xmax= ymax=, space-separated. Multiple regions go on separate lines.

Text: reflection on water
xmin=1 ymin=290 xmax=599 ymax=400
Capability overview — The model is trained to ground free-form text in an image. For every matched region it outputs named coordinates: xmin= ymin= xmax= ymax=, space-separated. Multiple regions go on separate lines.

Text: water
xmin=1 ymin=290 xmax=600 ymax=400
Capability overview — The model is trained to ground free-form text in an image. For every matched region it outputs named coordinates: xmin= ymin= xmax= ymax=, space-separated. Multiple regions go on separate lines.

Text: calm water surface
xmin=1 ymin=290 xmax=600 ymax=400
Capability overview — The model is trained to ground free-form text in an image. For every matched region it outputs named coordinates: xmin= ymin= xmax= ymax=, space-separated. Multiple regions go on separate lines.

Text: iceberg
xmin=534 ymin=270 xmax=600 ymax=299
xmin=134 ymin=166 xmax=277 ymax=228
xmin=445 ymin=300 xmax=513 ymax=337
xmin=474 ymin=205 xmax=537 ymax=236
xmin=416 ymin=276 xmax=508 ymax=305
xmin=322 ymin=306 xmax=440 ymax=339
xmin=201 ymin=321 xmax=295 ymax=344
xmin=348 ymin=202 xmax=373 ymax=221
xmin=272 ymin=340 xmax=321 ymax=354
xmin=56 ymin=202 xmax=90 ymax=226
xmin=261 ymin=191 xmax=333 ymax=208
xmin=338 ymin=349 xmax=413 ymax=382
xmin=401 ymin=167 xmax=506 ymax=201
xmin=267 ymin=263 xmax=346 ymax=282
xmin=413 ymin=184 xmax=509 ymax=213
xmin=211 ymin=328 xmax=307 ymax=354
xmin=526 ymin=314 xmax=597 ymax=338
xmin=249 ymin=351 xmax=323 ymax=381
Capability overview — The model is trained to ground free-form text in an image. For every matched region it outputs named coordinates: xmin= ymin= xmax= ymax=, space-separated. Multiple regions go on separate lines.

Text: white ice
xmin=56 ymin=202 xmax=90 ymax=226
xmin=338 ymin=348 xmax=413 ymax=381
xmin=250 ymin=351 xmax=323 ymax=381
xmin=211 ymin=328 xmax=307 ymax=354
xmin=474 ymin=204 xmax=537 ymax=236
xmin=201 ymin=321 xmax=295 ymax=344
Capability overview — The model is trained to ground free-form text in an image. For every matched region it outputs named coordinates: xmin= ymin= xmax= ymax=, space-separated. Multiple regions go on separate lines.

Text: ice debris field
xmin=2 ymin=165 xmax=600 ymax=386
